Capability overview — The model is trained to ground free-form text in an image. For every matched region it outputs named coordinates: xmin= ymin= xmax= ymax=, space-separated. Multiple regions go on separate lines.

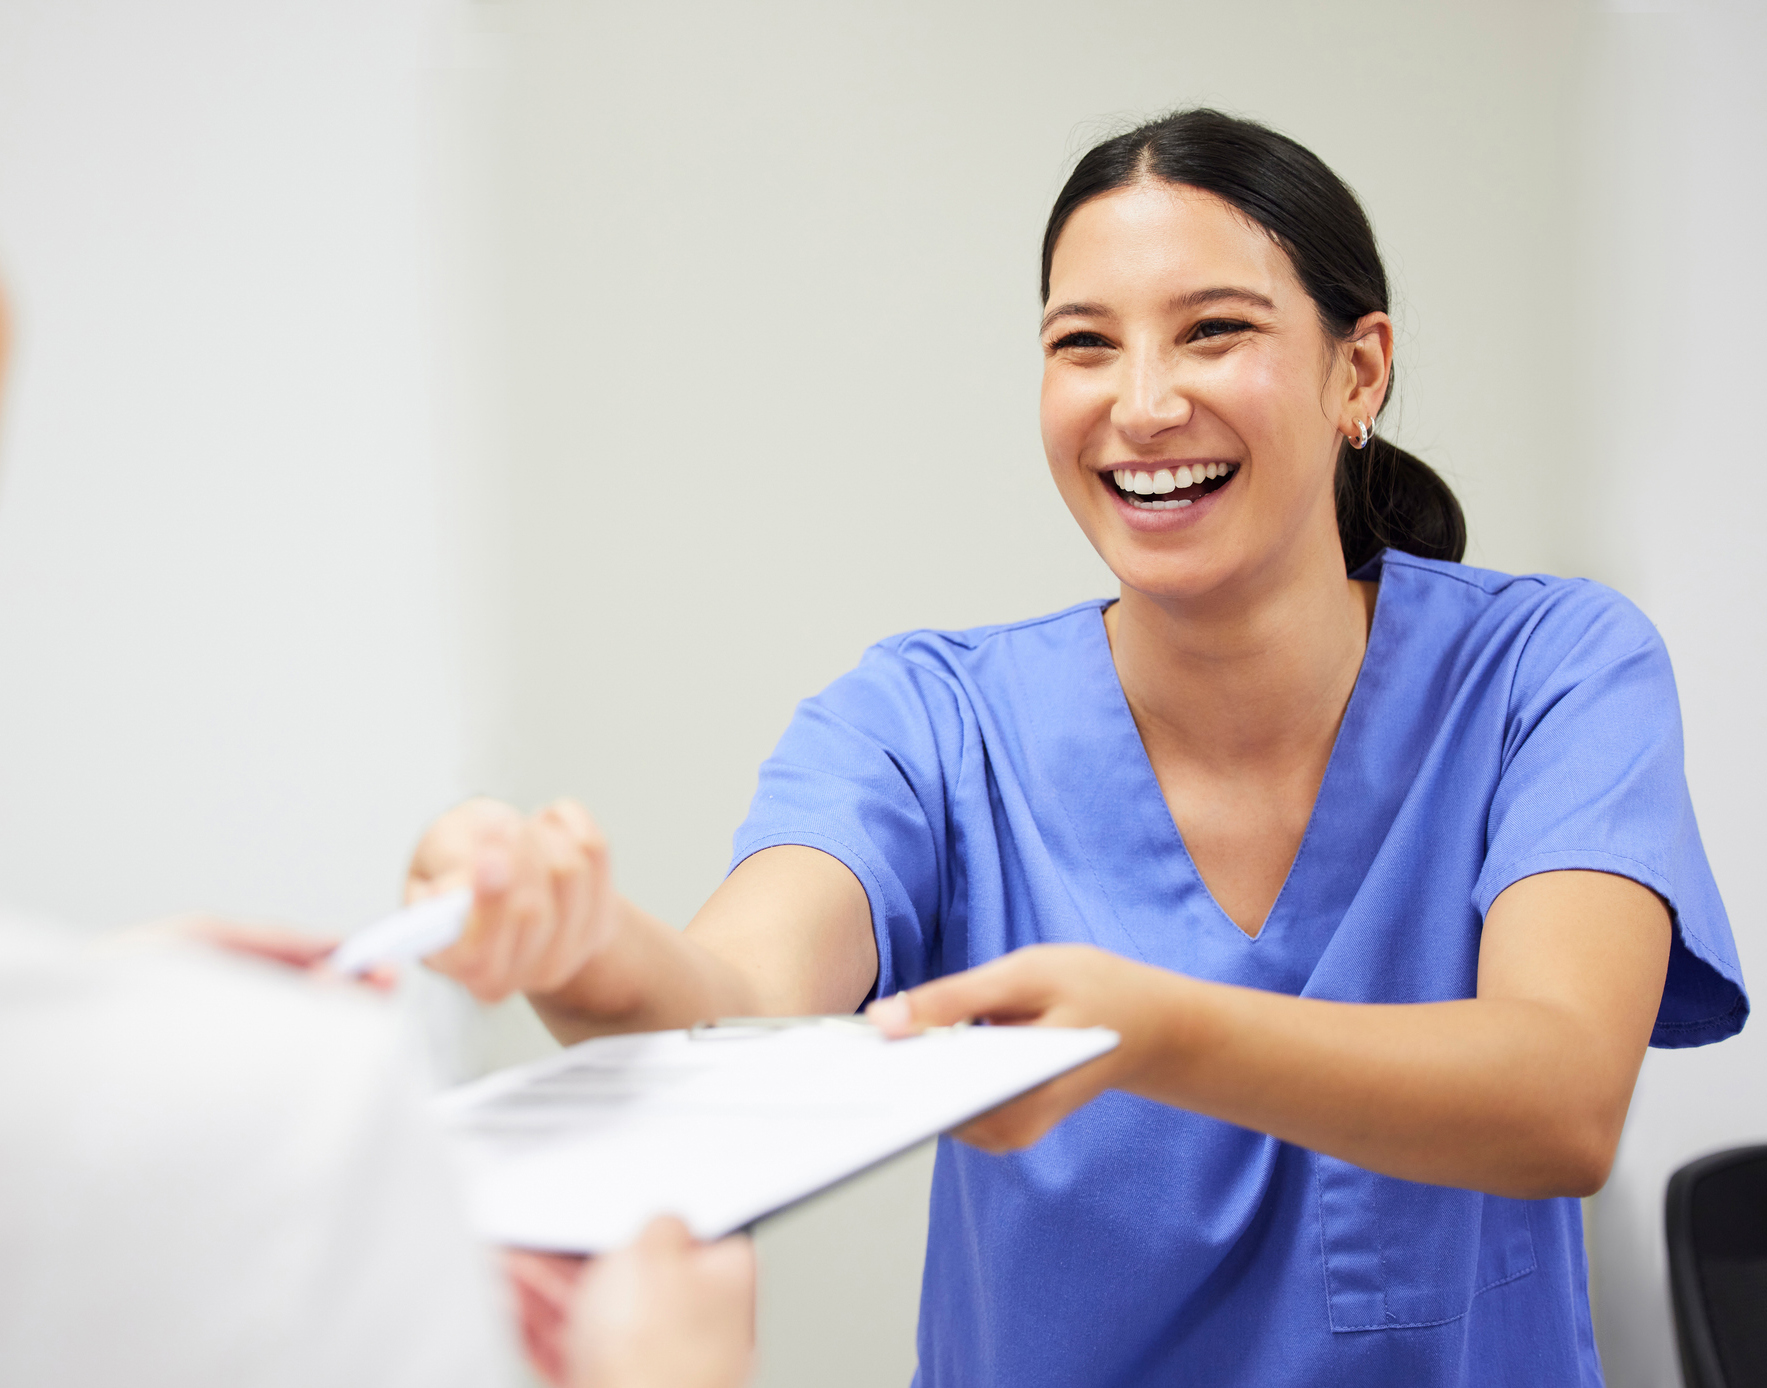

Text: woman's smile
xmin=1102 ymin=460 xmax=1241 ymax=519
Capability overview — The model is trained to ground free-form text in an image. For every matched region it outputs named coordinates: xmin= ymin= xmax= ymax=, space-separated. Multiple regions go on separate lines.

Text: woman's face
xmin=1040 ymin=181 xmax=1365 ymax=603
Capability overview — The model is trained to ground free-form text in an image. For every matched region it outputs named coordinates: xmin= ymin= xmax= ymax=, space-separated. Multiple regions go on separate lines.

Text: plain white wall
xmin=0 ymin=0 xmax=469 ymax=934
xmin=0 ymin=0 xmax=548 ymax=1115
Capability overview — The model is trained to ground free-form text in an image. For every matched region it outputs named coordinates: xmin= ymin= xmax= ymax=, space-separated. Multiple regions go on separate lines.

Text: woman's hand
xmin=867 ymin=943 xmax=1172 ymax=1152
xmin=404 ymin=815 xmax=877 ymax=1045
xmin=566 ymin=1218 xmax=756 ymax=1388
xmin=407 ymin=796 xmax=619 ymax=1003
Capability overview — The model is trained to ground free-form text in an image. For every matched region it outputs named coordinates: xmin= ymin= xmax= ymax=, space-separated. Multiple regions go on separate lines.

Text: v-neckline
xmin=1091 ymin=580 xmax=1388 ymax=947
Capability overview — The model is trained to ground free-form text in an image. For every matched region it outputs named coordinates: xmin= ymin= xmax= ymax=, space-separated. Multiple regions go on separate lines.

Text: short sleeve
xmin=1473 ymin=588 xmax=1747 ymax=1047
xmin=730 ymin=644 xmax=966 ymax=1001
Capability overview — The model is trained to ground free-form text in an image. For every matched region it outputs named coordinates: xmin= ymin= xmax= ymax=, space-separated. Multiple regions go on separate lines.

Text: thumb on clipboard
xmin=866 ymin=943 xmax=1163 ymax=1154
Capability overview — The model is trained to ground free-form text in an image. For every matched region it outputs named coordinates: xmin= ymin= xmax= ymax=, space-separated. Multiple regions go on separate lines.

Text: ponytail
xmin=1335 ymin=435 xmax=1466 ymax=574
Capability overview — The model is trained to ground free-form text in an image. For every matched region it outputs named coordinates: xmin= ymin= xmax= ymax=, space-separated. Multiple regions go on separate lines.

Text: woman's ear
xmin=1338 ymin=311 xmax=1393 ymax=436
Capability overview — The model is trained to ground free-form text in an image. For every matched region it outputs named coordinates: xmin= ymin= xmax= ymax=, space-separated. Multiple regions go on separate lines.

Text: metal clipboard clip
xmin=687 ymin=1015 xmax=877 ymax=1040
xmin=686 ymin=1014 xmax=973 ymax=1040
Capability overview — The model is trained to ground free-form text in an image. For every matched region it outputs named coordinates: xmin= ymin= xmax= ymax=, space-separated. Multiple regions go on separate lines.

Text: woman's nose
xmin=1110 ymin=355 xmax=1191 ymax=443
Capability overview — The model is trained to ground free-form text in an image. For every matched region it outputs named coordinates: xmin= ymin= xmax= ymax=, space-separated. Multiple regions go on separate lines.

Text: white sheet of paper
xmin=433 ymin=1021 xmax=1118 ymax=1253
xmin=329 ymin=889 xmax=472 ymax=975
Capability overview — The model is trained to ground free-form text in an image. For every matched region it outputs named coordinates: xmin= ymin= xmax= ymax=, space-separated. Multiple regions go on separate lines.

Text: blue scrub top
xmin=731 ymin=550 xmax=1747 ymax=1388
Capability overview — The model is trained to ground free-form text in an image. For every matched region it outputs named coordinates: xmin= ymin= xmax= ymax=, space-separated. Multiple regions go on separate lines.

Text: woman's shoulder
xmin=802 ymin=599 xmax=1112 ymax=735
xmin=1374 ymin=549 xmax=1662 ymax=671
xmin=870 ymin=598 xmax=1113 ymax=669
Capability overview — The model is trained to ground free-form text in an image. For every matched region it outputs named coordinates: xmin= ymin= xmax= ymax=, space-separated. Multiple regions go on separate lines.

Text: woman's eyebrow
xmin=1171 ymin=286 xmax=1277 ymax=312
xmin=1040 ymin=287 xmax=1277 ymax=335
xmin=1039 ymin=301 xmax=1110 ymax=334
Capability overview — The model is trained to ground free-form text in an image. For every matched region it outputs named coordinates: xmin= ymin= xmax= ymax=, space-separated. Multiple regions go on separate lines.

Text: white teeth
xmin=1111 ymin=464 xmax=1236 ymax=503
xmin=1128 ymin=496 xmax=1194 ymax=510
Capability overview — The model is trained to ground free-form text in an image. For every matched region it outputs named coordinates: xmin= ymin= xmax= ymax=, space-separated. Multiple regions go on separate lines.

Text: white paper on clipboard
xmin=432 ymin=1021 xmax=1118 ymax=1253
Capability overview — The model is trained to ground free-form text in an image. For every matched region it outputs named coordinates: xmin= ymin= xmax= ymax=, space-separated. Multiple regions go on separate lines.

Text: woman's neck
xmin=1104 ymin=543 xmax=1375 ymax=778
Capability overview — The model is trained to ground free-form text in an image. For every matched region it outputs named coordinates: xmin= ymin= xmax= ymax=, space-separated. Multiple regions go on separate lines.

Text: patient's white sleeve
xmin=0 ymin=919 xmax=519 ymax=1388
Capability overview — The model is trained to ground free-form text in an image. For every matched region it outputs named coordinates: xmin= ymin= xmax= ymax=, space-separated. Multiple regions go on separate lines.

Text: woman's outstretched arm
xmin=870 ymin=869 xmax=1670 ymax=1200
xmin=408 ymin=798 xmax=876 ymax=1043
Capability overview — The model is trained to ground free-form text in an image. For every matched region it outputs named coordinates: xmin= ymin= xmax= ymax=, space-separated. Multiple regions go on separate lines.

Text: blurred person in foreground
xmin=0 ymin=285 xmax=754 ymax=1388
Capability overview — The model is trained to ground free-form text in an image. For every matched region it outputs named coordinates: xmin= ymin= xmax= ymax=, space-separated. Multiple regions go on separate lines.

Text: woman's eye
xmin=1048 ymin=330 xmax=1112 ymax=352
xmin=1190 ymin=318 xmax=1252 ymax=342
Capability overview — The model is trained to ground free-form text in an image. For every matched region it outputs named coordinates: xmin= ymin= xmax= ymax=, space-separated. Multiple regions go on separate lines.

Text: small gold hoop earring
xmin=1352 ymin=419 xmax=1371 ymax=450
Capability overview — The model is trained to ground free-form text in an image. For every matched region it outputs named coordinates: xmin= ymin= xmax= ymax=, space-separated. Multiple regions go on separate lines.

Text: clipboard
xmin=433 ymin=1019 xmax=1118 ymax=1253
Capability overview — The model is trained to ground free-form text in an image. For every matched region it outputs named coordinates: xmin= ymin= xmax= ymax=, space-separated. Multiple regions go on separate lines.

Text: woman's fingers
xmin=428 ymin=815 xmax=529 ymax=1000
xmin=422 ymin=798 xmax=615 ymax=1003
xmin=486 ymin=818 xmax=551 ymax=993
xmin=491 ymin=803 xmax=611 ymax=996
xmin=487 ymin=825 xmax=550 ymax=1000
xmin=408 ymin=799 xmax=526 ymax=996
xmin=541 ymin=798 xmax=606 ymax=860
xmin=865 ymin=944 xmax=1145 ymax=1152
xmin=950 ymin=1064 xmax=1114 ymax=1153
xmin=867 ymin=949 xmax=1060 ymax=1035
xmin=524 ymin=802 xmax=614 ymax=994
xmin=407 ymin=796 xmax=522 ymax=900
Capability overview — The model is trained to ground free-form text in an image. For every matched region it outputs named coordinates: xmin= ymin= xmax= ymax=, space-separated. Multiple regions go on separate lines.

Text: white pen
xmin=330 ymin=888 xmax=474 ymax=976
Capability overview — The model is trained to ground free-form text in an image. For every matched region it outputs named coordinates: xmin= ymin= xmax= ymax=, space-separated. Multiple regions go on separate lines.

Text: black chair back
xmin=1667 ymin=1144 xmax=1767 ymax=1388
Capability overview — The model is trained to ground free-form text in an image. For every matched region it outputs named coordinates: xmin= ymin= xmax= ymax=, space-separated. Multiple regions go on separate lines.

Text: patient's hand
xmin=503 ymin=1221 xmax=755 ymax=1388
xmin=103 ymin=915 xmax=394 ymax=991
xmin=505 ymin=1249 xmax=586 ymax=1387
xmin=567 ymin=1218 xmax=756 ymax=1388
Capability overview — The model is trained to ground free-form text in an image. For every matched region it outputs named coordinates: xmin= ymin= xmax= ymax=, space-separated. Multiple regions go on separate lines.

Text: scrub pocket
xmin=1315 ymin=1155 xmax=1537 ymax=1330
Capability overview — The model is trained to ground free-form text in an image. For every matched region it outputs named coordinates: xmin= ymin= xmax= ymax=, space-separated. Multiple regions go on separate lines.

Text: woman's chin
xmin=1101 ymin=551 xmax=1244 ymax=607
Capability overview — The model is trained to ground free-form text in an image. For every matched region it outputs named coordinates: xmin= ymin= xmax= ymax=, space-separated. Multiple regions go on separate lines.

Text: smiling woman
xmin=404 ymin=110 xmax=1746 ymax=1387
